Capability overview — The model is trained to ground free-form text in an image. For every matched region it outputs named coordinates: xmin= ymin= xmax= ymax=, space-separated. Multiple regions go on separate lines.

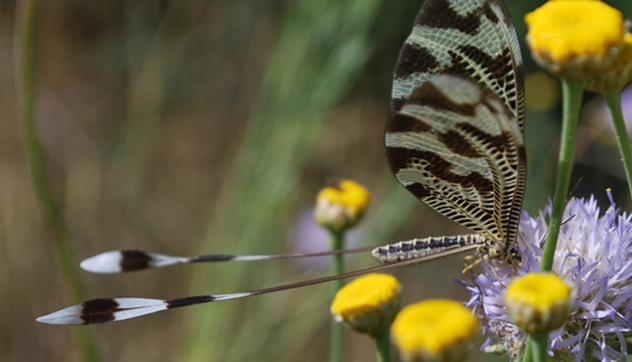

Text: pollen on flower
xmin=505 ymin=273 xmax=572 ymax=335
xmin=330 ymin=273 xmax=401 ymax=335
xmin=391 ymin=299 xmax=478 ymax=360
xmin=314 ymin=179 xmax=371 ymax=232
xmin=525 ymin=1 xmax=626 ymax=79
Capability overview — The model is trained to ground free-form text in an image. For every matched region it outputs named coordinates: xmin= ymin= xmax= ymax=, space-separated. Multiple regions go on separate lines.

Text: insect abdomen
xmin=371 ymin=234 xmax=486 ymax=264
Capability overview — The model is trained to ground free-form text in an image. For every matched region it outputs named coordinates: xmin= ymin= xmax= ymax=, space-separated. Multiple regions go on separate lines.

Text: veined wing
xmin=391 ymin=0 xmax=524 ymax=126
xmin=385 ymin=0 xmax=526 ymax=248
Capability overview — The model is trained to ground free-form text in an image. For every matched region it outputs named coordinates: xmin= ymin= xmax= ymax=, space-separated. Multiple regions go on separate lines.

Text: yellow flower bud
xmin=504 ymin=273 xmax=573 ymax=336
xmin=314 ymin=179 xmax=370 ymax=233
xmin=330 ymin=273 xmax=402 ymax=336
xmin=391 ymin=299 xmax=479 ymax=362
xmin=525 ymin=1 xmax=627 ymax=80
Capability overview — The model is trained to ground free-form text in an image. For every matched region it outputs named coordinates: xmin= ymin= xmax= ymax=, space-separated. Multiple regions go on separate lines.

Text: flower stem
xmin=330 ymin=230 xmax=345 ymax=362
xmin=373 ymin=329 xmax=391 ymax=362
xmin=15 ymin=0 xmax=99 ymax=360
xmin=540 ymin=79 xmax=584 ymax=272
xmin=530 ymin=334 xmax=549 ymax=362
xmin=523 ymin=338 xmax=533 ymax=362
xmin=604 ymin=92 xmax=632 ymax=199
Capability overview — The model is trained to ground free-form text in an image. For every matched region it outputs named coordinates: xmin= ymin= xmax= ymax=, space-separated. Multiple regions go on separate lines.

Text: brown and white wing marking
xmin=385 ymin=0 xmax=526 ymax=248
xmin=386 ymin=74 xmax=524 ymax=245
xmin=392 ymin=0 xmax=524 ymax=129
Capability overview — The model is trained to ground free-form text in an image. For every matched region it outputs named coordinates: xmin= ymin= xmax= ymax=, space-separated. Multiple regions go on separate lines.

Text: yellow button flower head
xmin=504 ymin=273 xmax=573 ymax=336
xmin=314 ymin=179 xmax=370 ymax=233
xmin=330 ymin=273 xmax=402 ymax=336
xmin=525 ymin=1 xmax=628 ymax=80
xmin=391 ymin=299 xmax=479 ymax=362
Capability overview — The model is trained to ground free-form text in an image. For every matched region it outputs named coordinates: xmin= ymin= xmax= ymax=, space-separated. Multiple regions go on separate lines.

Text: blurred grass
xmin=2 ymin=0 xmax=632 ymax=361
xmin=14 ymin=0 xmax=99 ymax=360
xmin=180 ymin=1 xmax=386 ymax=360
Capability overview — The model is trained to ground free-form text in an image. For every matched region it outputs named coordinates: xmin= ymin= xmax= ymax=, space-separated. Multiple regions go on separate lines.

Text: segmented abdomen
xmin=371 ymin=234 xmax=488 ymax=264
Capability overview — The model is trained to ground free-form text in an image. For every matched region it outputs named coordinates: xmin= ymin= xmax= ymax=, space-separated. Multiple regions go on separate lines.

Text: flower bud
xmin=504 ymin=273 xmax=573 ymax=336
xmin=314 ymin=179 xmax=370 ymax=233
xmin=391 ymin=299 xmax=479 ymax=362
xmin=525 ymin=1 xmax=627 ymax=80
xmin=330 ymin=273 xmax=402 ymax=336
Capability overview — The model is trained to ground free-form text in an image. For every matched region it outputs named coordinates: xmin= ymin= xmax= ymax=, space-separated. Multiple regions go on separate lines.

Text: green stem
xmin=604 ymin=92 xmax=632 ymax=199
xmin=540 ymin=79 xmax=584 ymax=272
xmin=373 ymin=329 xmax=391 ymax=362
xmin=530 ymin=334 xmax=549 ymax=362
xmin=15 ymin=0 xmax=99 ymax=360
xmin=523 ymin=338 xmax=533 ymax=362
xmin=330 ymin=230 xmax=345 ymax=362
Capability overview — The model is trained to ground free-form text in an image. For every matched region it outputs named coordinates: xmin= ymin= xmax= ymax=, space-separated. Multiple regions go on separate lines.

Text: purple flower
xmin=463 ymin=192 xmax=632 ymax=360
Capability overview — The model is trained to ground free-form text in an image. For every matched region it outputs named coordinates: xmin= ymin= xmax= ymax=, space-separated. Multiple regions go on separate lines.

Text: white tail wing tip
xmin=80 ymin=251 xmax=125 ymax=273
xmin=36 ymin=303 xmax=84 ymax=325
xmin=80 ymin=250 xmax=186 ymax=273
xmin=37 ymin=298 xmax=168 ymax=325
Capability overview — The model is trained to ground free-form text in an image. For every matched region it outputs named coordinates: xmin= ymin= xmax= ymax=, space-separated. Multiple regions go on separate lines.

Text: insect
xmin=37 ymin=0 xmax=525 ymax=326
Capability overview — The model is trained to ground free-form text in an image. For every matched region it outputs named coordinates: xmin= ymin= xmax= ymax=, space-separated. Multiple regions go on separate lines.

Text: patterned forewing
xmin=385 ymin=0 xmax=526 ymax=247
xmin=386 ymin=75 xmax=523 ymax=240
xmin=392 ymin=0 xmax=524 ymax=129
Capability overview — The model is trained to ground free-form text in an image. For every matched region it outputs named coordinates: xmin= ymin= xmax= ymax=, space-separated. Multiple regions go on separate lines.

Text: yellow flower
xmin=525 ymin=1 xmax=627 ymax=80
xmin=504 ymin=273 xmax=573 ymax=335
xmin=330 ymin=273 xmax=401 ymax=336
xmin=314 ymin=179 xmax=370 ymax=233
xmin=391 ymin=299 xmax=479 ymax=362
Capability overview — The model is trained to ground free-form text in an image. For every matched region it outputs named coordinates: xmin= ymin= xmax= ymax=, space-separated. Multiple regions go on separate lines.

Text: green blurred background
xmin=3 ymin=0 xmax=632 ymax=361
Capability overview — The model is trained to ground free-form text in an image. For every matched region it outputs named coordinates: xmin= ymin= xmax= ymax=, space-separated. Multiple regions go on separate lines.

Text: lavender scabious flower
xmin=463 ymin=193 xmax=632 ymax=361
